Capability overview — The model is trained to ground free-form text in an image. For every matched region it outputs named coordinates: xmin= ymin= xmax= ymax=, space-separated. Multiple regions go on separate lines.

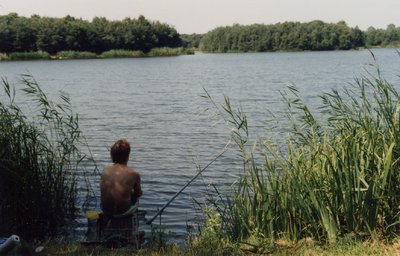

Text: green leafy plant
xmin=148 ymin=225 xmax=176 ymax=249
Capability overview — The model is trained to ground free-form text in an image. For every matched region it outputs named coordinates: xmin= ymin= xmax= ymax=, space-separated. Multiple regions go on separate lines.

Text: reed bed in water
xmin=56 ymin=51 xmax=97 ymax=59
xmin=147 ymin=47 xmax=194 ymax=56
xmin=0 ymin=75 xmax=96 ymax=239
xmin=0 ymin=53 xmax=9 ymax=60
xmin=198 ymin=52 xmax=400 ymax=247
xmin=101 ymin=47 xmax=194 ymax=58
xmin=0 ymin=48 xmax=194 ymax=61
xmin=8 ymin=51 xmax=50 ymax=60
xmin=100 ymin=49 xmax=146 ymax=58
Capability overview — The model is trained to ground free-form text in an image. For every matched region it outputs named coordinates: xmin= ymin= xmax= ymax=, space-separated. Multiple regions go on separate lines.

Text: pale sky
xmin=0 ymin=0 xmax=399 ymax=34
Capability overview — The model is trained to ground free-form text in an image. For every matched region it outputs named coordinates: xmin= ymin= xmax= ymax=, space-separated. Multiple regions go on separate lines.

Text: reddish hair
xmin=110 ymin=139 xmax=131 ymax=164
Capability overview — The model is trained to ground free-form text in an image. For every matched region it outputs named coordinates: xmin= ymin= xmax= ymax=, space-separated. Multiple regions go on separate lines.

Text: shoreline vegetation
xmin=0 ymin=47 xmax=194 ymax=61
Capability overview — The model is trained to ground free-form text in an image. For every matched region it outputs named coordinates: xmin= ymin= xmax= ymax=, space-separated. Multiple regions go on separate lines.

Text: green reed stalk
xmin=0 ymin=75 xmax=96 ymax=239
xmin=199 ymin=53 xmax=400 ymax=245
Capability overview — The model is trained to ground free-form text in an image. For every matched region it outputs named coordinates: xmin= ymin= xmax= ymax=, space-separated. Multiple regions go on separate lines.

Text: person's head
xmin=110 ymin=139 xmax=131 ymax=164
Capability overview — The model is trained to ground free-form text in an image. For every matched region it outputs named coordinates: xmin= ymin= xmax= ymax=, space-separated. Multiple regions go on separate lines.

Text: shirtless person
xmin=100 ymin=139 xmax=142 ymax=215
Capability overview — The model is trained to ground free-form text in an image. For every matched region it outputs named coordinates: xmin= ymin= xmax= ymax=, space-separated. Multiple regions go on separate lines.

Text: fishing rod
xmin=145 ymin=138 xmax=232 ymax=225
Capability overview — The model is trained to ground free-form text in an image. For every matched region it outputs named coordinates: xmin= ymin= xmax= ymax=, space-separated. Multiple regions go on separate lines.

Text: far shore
xmin=0 ymin=48 xmax=194 ymax=61
xmin=1 ymin=44 xmax=398 ymax=62
xmin=197 ymin=44 xmax=400 ymax=54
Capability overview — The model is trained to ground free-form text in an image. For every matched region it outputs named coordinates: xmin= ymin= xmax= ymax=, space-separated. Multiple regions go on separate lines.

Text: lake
xmin=0 ymin=48 xmax=399 ymax=239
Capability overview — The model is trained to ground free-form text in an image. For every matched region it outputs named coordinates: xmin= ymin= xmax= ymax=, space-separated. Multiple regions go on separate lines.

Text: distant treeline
xmin=180 ymin=34 xmax=204 ymax=49
xmin=182 ymin=21 xmax=400 ymax=52
xmin=2 ymin=13 xmax=400 ymax=55
xmin=0 ymin=13 xmax=181 ymax=54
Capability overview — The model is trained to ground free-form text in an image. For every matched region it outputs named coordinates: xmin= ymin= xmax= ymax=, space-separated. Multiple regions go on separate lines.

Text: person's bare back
xmin=100 ymin=139 xmax=142 ymax=212
xmin=100 ymin=163 xmax=142 ymax=211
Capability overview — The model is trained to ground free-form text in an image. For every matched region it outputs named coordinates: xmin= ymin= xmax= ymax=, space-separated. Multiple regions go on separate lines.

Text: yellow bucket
xmin=86 ymin=211 xmax=100 ymax=219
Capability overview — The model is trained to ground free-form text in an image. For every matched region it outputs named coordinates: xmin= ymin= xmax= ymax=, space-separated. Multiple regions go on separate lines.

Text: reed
xmin=8 ymin=51 xmax=50 ymax=60
xmin=147 ymin=47 xmax=194 ymax=56
xmin=0 ymin=75 xmax=96 ymax=239
xmin=100 ymin=49 xmax=146 ymax=58
xmin=55 ymin=51 xmax=97 ymax=59
xmin=101 ymin=47 xmax=194 ymax=58
xmin=199 ymin=52 xmax=400 ymax=246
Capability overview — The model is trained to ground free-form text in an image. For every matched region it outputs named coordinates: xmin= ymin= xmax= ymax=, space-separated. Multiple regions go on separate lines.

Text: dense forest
xmin=0 ymin=13 xmax=181 ymax=54
xmin=180 ymin=33 xmax=204 ymax=49
xmin=187 ymin=21 xmax=400 ymax=52
xmin=1 ymin=13 xmax=399 ymax=55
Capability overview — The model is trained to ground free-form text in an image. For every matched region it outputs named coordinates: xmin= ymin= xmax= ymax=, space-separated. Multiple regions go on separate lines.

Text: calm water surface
xmin=1 ymin=48 xmax=399 ymax=239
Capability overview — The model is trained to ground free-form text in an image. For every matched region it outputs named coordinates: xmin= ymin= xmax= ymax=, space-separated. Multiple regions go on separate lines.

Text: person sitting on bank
xmin=100 ymin=139 xmax=142 ymax=216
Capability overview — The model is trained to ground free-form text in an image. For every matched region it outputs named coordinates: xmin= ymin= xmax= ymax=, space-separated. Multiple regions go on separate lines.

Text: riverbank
xmin=0 ymin=47 xmax=194 ymax=61
xmin=7 ymin=236 xmax=400 ymax=255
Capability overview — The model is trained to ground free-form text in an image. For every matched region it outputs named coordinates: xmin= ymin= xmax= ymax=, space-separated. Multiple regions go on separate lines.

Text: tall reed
xmin=199 ymin=53 xmax=400 ymax=245
xmin=0 ymin=75 xmax=96 ymax=239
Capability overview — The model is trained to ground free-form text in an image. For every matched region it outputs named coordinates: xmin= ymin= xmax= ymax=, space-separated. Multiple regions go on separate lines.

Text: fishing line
xmin=145 ymin=138 xmax=232 ymax=225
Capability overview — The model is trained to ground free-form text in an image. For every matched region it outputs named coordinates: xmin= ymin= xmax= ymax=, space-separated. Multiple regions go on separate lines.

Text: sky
xmin=0 ymin=0 xmax=399 ymax=34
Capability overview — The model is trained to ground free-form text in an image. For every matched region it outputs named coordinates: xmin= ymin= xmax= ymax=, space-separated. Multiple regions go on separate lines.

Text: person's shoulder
xmin=101 ymin=165 xmax=113 ymax=175
xmin=126 ymin=167 xmax=140 ymax=177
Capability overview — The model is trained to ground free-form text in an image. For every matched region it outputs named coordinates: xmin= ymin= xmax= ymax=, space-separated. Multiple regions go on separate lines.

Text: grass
xmin=6 ymin=235 xmax=400 ymax=255
xmin=0 ymin=75 xmax=96 ymax=240
xmin=196 ymin=50 xmax=400 ymax=248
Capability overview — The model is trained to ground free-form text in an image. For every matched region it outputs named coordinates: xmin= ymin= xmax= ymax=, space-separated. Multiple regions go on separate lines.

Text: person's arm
xmin=133 ymin=174 xmax=142 ymax=198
